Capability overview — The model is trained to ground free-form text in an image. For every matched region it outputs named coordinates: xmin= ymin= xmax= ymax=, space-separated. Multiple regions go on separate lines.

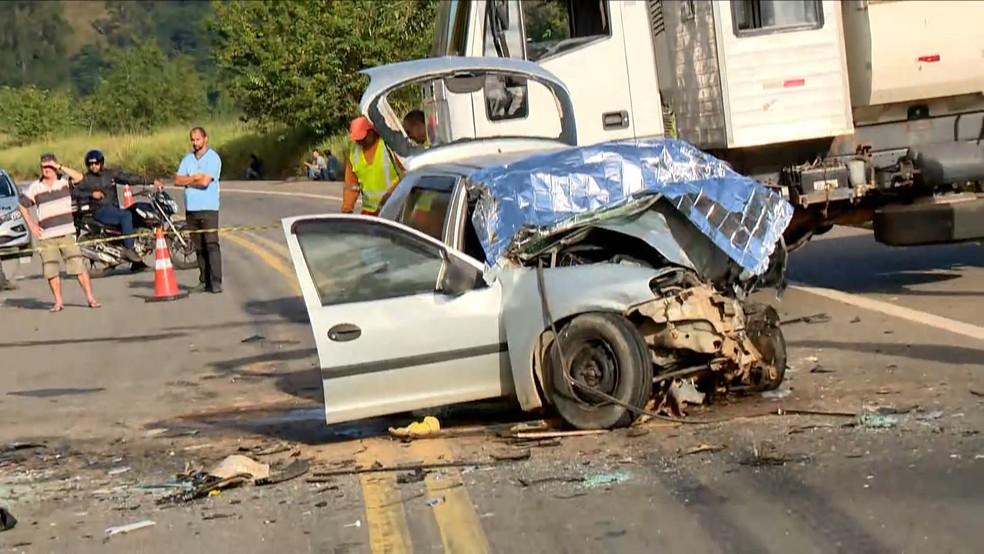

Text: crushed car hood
xmin=466 ymin=139 xmax=794 ymax=277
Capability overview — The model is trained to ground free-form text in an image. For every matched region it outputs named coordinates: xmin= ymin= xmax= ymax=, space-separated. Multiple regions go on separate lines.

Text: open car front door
xmin=282 ymin=214 xmax=510 ymax=425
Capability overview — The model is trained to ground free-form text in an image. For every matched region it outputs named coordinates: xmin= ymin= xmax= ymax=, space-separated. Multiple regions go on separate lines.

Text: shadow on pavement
xmin=790 ymin=340 xmax=984 ymax=366
xmin=0 ymin=331 xmax=186 ymax=348
xmin=8 ymin=387 xmax=106 ymax=398
xmin=790 ymin=232 xmax=984 ymax=296
xmin=2 ymin=297 xmax=53 ymax=310
xmin=243 ymin=297 xmax=309 ymax=324
xmin=162 ymin=398 xmax=532 ymax=446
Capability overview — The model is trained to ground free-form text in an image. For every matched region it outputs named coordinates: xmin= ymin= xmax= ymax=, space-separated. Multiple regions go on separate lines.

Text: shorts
xmin=38 ymin=235 xmax=84 ymax=279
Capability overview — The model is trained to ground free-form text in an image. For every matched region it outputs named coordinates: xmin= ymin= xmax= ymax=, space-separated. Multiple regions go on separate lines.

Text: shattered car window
xmin=295 ymin=220 xmax=444 ymax=306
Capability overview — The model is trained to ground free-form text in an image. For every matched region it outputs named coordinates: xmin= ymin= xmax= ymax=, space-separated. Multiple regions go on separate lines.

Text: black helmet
xmin=84 ymin=149 xmax=104 ymax=167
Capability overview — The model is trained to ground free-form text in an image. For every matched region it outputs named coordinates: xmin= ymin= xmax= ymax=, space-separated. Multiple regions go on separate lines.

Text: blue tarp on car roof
xmin=466 ymin=138 xmax=793 ymax=276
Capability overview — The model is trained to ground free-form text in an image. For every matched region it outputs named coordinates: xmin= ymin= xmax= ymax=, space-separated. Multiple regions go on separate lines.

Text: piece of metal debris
xmin=682 ymin=444 xmax=726 ymax=456
xmin=256 ymin=459 xmax=311 ymax=486
xmin=104 ymin=520 xmax=155 ymax=539
xmin=580 ymin=471 xmax=632 ymax=489
xmin=517 ymin=476 xmax=585 ymax=487
xmin=781 ymin=312 xmax=831 ymax=326
xmin=241 ymin=335 xmax=266 ymax=343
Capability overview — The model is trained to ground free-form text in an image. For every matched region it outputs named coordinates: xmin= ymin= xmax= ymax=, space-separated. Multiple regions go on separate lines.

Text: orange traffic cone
xmin=146 ymin=227 xmax=188 ymax=302
xmin=122 ymin=184 xmax=134 ymax=208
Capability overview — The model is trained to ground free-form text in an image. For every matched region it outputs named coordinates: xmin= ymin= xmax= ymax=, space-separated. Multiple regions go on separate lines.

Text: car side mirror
xmin=436 ymin=250 xmax=481 ymax=297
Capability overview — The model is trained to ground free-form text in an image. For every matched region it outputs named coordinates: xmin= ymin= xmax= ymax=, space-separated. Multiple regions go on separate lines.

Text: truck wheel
xmin=545 ymin=313 xmax=653 ymax=430
xmin=745 ymin=303 xmax=787 ymax=391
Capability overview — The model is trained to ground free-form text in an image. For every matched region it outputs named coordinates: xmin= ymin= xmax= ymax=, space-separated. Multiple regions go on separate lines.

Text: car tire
xmin=745 ymin=303 xmax=787 ymax=391
xmin=545 ymin=312 xmax=653 ymax=430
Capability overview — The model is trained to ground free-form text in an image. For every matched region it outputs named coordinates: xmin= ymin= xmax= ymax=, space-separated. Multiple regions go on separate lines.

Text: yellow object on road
xmin=388 ymin=416 xmax=441 ymax=439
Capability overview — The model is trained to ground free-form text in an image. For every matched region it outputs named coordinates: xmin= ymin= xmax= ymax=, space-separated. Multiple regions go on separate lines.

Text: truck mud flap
xmin=874 ymin=196 xmax=984 ymax=246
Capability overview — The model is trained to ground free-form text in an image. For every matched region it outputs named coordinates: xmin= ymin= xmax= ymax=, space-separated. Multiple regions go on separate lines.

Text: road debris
xmin=344 ymin=520 xmax=362 ymax=528
xmin=396 ymin=468 xmax=428 ymax=484
xmin=0 ymin=507 xmax=17 ymax=532
xmin=682 ymin=444 xmax=726 ymax=456
xmin=104 ymin=519 xmax=155 ymax=540
xmin=388 ymin=416 xmax=441 ymax=440
xmin=241 ymin=334 xmax=266 ymax=343
xmin=426 ymin=497 xmax=444 ymax=507
xmin=916 ymin=410 xmax=944 ymax=421
xmin=517 ymin=476 xmax=585 ymax=487
xmin=256 ymin=459 xmax=310 ymax=486
xmin=507 ymin=430 xmax=608 ymax=440
xmin=209 ymin=455 xmax=270 ymax=481
xmin=107 ymin=466 xmax=132 ymax=476
xmin=668 ymin=379 xmax=705 ymax=414
xmin=581 ymin=471 xmax=632 ymax=489
xmin=810 ymin=365 xmax=835 ymax=374
xmin=490 ymin=448 xmax=532 ymax=461
xmin=739 ymin=445 xmax=810 ymax=467
xmin=311 ymin=457 xmax=518 ymax=479
xmin=856 ymin=405 xmax=916 ymax=429
xmin=781 ymin=312 xmax=831 ymax=326
xmin=970 ymin=388 xmax=984 ymax=398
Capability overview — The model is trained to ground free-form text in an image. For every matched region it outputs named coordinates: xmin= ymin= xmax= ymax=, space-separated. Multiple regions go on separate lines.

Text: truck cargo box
xmin=842 ymin=0 xmax=984 ymax=110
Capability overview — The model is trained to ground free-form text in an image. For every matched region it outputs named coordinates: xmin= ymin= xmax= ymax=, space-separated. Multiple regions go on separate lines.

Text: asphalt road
xmin=1 ymin=180 xmax=982 ymax=553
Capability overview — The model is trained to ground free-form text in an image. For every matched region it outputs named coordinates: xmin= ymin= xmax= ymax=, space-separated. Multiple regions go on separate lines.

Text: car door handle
xmin=603 ymin=110 xmax=629 ymax=130
xmin=327 ymin=323 xmax=361 ymax=342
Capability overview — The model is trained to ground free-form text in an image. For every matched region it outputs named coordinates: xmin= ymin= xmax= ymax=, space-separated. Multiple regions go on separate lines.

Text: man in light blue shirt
xmin=174 ymin=126 xmax=223 ymax=293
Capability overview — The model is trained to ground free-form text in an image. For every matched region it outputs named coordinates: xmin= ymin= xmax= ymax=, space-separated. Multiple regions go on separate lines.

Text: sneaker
xmin=192 ymin=283 xmax=210 ymax=293
xmin=210 ymin=284 xmax=223 ymax=294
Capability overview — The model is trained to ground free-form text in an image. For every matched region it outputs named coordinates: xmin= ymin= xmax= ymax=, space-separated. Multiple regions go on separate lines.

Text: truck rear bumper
xmin=874 ymin=194 xmax=984 ymax=246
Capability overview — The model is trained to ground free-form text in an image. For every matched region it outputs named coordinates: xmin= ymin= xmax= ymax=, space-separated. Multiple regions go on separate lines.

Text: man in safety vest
xmin=342 ymin=116 xmax=402 ymax=215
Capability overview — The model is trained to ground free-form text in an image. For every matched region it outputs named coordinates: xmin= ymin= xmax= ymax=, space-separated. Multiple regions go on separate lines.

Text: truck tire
xmin=545 ymin=312 xmax=653 ymax=430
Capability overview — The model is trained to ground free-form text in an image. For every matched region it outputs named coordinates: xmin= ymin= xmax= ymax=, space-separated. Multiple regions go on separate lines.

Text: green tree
xmin=87 ymin=41 xmax=207 ymax=133
xmin=210 ymin=0 xmax=437 ymax=135
xmin=0 ymin=1 xmax=72 ymax=88
xmin=0 ymin=86 xmax=79 ymax=143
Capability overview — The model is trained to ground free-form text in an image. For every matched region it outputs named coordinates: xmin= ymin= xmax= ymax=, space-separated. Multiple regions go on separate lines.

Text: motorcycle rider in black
xmin=73 ymin=150 xmax=163 ymax=265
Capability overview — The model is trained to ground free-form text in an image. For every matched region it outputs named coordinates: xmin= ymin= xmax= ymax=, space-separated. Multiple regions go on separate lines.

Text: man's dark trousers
xmin=186 ymin=210 xmax=221 ymax=289
xmin=94 ymin=206 xmax=136 ymax=249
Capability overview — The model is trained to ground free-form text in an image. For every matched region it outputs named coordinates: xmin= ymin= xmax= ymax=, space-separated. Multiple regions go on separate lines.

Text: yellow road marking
xmin=240 ymin=230 xmax=290 ymax=259
xmin=408 ymin=439 xmax=491 ymax=554
xmin=229 ymin=229 xmax=488 ymax=553
xmin=357 ymin=441 xmax=414 ymax=553
xmin=224 ymin=232 xmax=300 ymax=295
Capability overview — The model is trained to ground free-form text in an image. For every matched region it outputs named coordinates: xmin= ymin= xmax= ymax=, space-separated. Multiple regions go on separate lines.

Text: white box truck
xmin=424 ymin=0 xmax=984 ymax=249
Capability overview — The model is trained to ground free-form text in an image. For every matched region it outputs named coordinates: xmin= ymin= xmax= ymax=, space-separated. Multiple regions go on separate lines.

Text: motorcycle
xmin=72 ymin=187 xmax=198 ymax=277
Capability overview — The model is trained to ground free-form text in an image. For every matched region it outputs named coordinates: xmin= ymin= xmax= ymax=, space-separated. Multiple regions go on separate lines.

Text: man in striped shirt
xmin=18 ymin=153 xmax=100 ymax=312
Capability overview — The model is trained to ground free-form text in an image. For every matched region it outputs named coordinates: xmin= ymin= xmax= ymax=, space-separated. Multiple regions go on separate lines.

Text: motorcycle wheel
xmin=166 ymin=227 xmax=199 ymax=270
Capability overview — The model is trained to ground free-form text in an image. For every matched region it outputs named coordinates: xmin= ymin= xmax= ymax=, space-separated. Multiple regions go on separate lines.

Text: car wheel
xmin=745 ymin=303 xmax=787 ymax=391
xmin=545 ymin=312 xmax=653 ymax=430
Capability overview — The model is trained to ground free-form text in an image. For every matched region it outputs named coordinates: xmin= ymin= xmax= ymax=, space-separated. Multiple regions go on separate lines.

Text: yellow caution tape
xmin=0 ymin=223 xmax=282 ymax=256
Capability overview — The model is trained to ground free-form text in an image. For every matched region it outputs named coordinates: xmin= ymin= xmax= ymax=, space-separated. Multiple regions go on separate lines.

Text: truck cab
xmin=429 ymin=0 xmax=984 ymax=250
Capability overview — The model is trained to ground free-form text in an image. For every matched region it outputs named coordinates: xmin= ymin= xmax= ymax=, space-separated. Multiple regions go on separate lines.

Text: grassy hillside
xmin=0 ymin=122 xmax=349 ymax=182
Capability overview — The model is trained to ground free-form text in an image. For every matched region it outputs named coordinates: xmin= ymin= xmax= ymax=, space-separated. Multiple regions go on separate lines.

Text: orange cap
xmin=349 ymin=116 xmax=373 ymax=141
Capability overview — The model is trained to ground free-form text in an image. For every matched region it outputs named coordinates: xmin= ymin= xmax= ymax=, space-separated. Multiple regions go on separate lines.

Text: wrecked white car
xmin=283 ymin=57 xmax=794 ymax=430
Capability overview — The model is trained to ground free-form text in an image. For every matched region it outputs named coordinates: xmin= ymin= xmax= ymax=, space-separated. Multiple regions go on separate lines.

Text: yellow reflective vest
xmin=349 ymin=141 xmax=398 ymax=213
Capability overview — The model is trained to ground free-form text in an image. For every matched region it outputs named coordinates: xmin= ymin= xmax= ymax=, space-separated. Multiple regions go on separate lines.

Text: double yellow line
xmin=230 ymin=229 xmax=491 ymax=553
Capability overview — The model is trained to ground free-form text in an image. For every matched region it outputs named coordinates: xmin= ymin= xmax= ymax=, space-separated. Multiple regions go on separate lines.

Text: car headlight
xmin=0 ymin=209 xmax=23 ymax=223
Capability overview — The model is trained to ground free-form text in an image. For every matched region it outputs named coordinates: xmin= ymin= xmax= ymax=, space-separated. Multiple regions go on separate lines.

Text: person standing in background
xmin=174 ymin=127 xmax=223 ymax=293
xmin=17 ymin=154 xmax=100 ymax=311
